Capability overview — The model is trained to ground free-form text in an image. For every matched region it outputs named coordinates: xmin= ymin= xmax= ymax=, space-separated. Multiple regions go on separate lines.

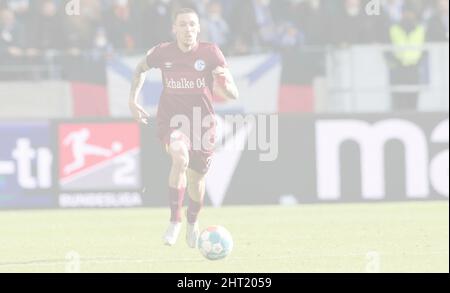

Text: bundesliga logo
xmin=165 ymin=77 xmax=207 ymax=89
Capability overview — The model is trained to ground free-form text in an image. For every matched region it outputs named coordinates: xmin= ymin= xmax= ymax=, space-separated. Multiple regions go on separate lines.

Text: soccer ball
xmin=198 ymin=226 xmax=233 ymax=261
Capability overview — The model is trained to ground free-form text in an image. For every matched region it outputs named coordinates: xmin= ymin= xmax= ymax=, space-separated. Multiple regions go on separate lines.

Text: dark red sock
xmin=187 ymin=197 xmax=203 ymax=224
xmin=169 ymin=187 xmax=185 ymax=223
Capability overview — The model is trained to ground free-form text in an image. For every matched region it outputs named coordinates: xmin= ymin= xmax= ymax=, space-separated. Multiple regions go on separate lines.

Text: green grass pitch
xmin=0 ymin=202 xmax=448 ymax=273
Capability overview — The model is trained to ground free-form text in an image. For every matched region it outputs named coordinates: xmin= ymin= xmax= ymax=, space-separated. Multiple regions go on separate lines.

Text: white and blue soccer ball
xmin=198 ymin=226 xmax=233 ymax=261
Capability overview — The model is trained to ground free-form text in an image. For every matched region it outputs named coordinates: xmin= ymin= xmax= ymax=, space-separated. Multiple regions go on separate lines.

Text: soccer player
xmin=129 ymin=8 xmax=239 ymax=248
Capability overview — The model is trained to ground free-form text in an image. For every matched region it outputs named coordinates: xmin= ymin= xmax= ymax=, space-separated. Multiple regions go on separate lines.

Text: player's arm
xmin=213 ymin=66 xmax=239 ymax=101
xmin=129 ymin=56 xmax=151 ymax=124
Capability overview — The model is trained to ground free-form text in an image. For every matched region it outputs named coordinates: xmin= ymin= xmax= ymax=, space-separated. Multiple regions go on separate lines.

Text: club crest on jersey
xmin=195 ymin=59 xmax=206 ymax=72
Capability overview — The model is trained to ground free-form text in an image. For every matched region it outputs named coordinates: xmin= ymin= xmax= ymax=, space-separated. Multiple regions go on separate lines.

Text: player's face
xmin=173 ymin=13 xmax=200 ymax=47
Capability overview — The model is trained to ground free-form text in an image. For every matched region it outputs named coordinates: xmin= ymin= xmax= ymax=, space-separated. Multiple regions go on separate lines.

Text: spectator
xmin=140 ymin=0 xmax=174 ymax=48
xmin=64 ymin=20 xmax=96 ymax=53
xmin=31 ymin=0 xmax=66 ymax=51
xmin=295 ymin=0 xmax=330 ymax=46
xmin=0 ymin=7 xmax=27 ymax=79
xmin=383 ymin=0 xmax=405 ymax=23
xmin=427 ymin=0 xmax=449 ymax=42
xmin=269 ymin=0 xmax=293 ymax=25
xmin=202 ymin=0 xmax=230 ymax=50
xmin=332 ymin=0 xmax=375 ymax=45
xmin=0 ymin=7 xmax=24 ymax=54
xmin=386 ymin=4 xmax=426 ymax=111
xmin=228 ymin=0 xmax=259 ymax=55
xmin=194 ymin=0 xmax=210 ymax=17
xmin=5 ymin=1 xmax=31 ymax=31
xmin=0 ymin=0 xmax=442 ymax=56
xmin=252 ymin=0 xmax=276 ymax=48
xmin=372 ymin=0 xmax=404 ymax=43
xmin=104 ymin=0 xmax=138 ymax=51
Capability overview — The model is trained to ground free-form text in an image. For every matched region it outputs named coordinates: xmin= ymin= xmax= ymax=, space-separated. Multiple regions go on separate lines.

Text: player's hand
xmin=129 ymin=101 xmax=150 ymax=125
xmin=212 ymin=66 xmax=239 ymax=101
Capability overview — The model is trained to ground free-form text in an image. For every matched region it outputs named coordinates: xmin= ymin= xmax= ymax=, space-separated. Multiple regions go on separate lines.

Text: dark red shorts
xmin=161 ymin=130 xmax=214 ymax=175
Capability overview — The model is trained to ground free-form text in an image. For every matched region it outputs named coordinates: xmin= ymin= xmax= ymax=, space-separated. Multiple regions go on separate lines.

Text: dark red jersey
xmin=146 ymin=42 xmax=227 ymax=149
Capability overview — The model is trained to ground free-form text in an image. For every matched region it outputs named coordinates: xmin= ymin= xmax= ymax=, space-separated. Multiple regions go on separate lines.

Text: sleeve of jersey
xmin=211 ymin=45 xmax=227 ymax=68
xmin=146 ymin=45 xmax=162 ymax=69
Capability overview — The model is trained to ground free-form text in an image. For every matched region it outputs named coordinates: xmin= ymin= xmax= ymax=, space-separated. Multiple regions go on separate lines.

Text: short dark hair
xmin=172 ymin=8 xmax=199 ymax=23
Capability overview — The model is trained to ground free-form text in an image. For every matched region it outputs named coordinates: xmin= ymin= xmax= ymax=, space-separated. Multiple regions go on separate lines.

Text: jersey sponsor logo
xmin=59 ymin=123 xmax=141 ymax=191
xmin=165 ymin=77 xmax=207 ymax=90
xmin=195 ymin=59 xmax=206 ymax=72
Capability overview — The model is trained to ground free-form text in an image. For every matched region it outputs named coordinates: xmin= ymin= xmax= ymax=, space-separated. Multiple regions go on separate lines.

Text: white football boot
xmin=186 ymin=221 xmax=200 ymax=248
xmin=163 ymin=222 xmax=182 ymax=246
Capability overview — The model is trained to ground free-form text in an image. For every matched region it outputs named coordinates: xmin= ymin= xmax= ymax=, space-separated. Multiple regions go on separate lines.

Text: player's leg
xmin=163 ymin=132 xmax=191 ymax=246
xmin=187 ymin=168 xmax=206 ymax=221
xmin=185 ymin=167 xmax=207 ymax=248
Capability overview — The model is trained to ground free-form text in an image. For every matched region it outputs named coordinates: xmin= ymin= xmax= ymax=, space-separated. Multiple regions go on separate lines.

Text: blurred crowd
xmin=0 ymin=0 xmax=448 ymax=57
